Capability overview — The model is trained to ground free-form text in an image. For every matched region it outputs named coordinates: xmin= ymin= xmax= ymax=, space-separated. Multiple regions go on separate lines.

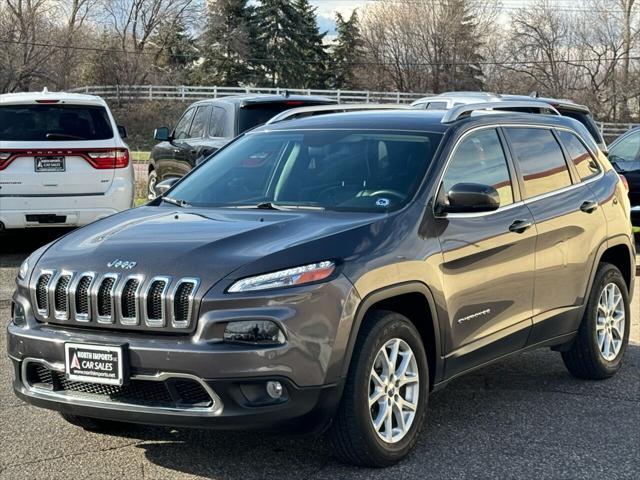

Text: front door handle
xmin=509 ymin=219 xmax=533 ymax=234
xmin=580 ymin=200 xmax=599 ymax=213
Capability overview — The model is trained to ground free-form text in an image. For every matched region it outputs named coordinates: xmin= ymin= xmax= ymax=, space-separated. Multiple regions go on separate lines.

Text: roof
xmin=0 ymin=89 xmax=107 ymax=106
xmin=192 ymin=94 xmax=337 ymax=108
xmin=252 ymin=109 xmax=583 ymax=134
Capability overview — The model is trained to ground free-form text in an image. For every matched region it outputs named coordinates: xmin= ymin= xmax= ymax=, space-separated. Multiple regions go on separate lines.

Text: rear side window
xmin=188 ymin=106 xmax=211 ymax=138
xmin=0 ymin=104 xmax=113 ymax=141
xmin=210 ymin=107 xmax=228 ymax=137
xmin=557 ymin=130 xmax=601 ymax=180
xmin=238 ymin=102 xmax=332 ymax=133
xmin=505 ymin=127 xmax=572 ymax=198
xmin=426 ymin=102 xmax=448 ymax=110
xmin=173 ymin=107 xmax=195 ymax=140
xmin=443 ymin=129 xmax=514 ymax=207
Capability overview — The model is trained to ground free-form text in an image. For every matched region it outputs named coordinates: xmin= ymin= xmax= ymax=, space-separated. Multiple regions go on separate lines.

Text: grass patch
xmin=633 ymin=226 xmax=640 ymax=234
xmin=131 ymin=151 xmax=150 ymax=163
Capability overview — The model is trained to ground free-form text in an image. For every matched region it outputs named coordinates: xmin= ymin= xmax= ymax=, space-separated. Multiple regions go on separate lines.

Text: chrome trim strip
xmin=441 ymin=101 xmax=560 ymax=123
xmin=32 ymin=269 xmax=55 ymax=319
xmin=21 ymin=358 xmax=223 ymax=416
xmin=69 ymin=272 xmax=96 ymax=322
xmin=168 ymin=278 xmax=200 ymax=329
xmin=53 ymin=271 xmax=74 ymax=321
xmin=143 ymin=276 xmax=172 ymax=328
xmin=91 ymin=273 xmax=120 ymax=324
xmin=115 ymin=274 xmax=144 ymax=326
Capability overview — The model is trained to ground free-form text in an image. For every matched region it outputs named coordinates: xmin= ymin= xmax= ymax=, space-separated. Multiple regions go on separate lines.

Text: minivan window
xmin=0 ymin=104 xmax=113 ymax=141
xmin=173 ymin=107 xmax=196 ymax=140
xmin=506 ymin=127 xmax=572 ymax=198
xmin=210 ymin=107 xmax=227 ymax=137
xmin=609 ymin=130 xmax=640 ymax=162
xmin=557 ymin=130 xmax=601 ymax=181
xmin=188 ymin=106 xmax=211 ymax=138
xmin=168 ymin=129 xmax=442 ymax=211
xmin=442 ymin=129 xmax=514 ymax=206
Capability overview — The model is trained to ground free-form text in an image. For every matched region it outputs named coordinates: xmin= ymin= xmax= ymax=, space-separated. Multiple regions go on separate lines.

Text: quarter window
xmin=426 ymin=102 xmax=448 ymax=110
xmin=609 ymin=130 xmax=640 ymax=163
xmin=557 ymin=130 xmax=601 ymax=181
xmin=188 ymin=106 xmax=211 ymax=139
xmin=210 ymin=107 xmax=228 ymax=137
xmin=505 ymin=128 xmax=572 ymax=198
xmin=442 ymin=129 xmax=514 ymax=207
xmin=173 ymin=107 xmax=196 ymax=140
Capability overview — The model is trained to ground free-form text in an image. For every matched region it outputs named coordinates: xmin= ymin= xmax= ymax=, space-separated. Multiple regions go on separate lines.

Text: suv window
xmin=174 ymin=107 xmax=196 ymax=140
xmin=609 ymin=130 xmax=640 ymax=162
xmin=210 ymin=107 xmax=227 ymax=137
xmin=557 ymin=130 xmax=601 ymax=181
xmin=188 ymin=106 xmax=211 ymax=139
xmin=505 ymin=127 xmax=572 ymax=198
xmin=0 ymin=104 xmax=113 ymax=141
xmin=442 ymin=129 xmax=514 ymax=207
xmin=426 ymin=102 xmax=448 ymax=110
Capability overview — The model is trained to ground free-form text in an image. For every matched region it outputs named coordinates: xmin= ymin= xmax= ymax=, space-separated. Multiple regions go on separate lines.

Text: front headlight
xmin=227 ymin=261 xmax=336 ymax=293
xmin=17 ymin=258 xmax=29 ymax=281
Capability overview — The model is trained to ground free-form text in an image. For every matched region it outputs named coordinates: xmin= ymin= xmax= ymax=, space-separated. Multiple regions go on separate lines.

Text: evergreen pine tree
xmin=155 ymin=19 xmax=198 ymax=83
xmin=331 ymin=10 xmax=364 ymax=89
xmin=292 ymin=0 xmax=329 ymax=88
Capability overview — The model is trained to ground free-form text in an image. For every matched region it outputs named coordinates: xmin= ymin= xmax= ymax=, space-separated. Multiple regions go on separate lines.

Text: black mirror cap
xmin=439 ymin=183 xmax=500 ymax=214
xmin=154 ymin=127 xmax=171 ymax=142
xmin=155 ymin=177 xmax=180 ymax=196
xmin=117 ymin=125 xmax=127 ymax=139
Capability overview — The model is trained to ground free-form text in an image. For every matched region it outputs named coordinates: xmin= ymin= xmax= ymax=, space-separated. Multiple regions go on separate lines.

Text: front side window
xmin=0 ymin=104 xmax=113 ymax=141
xmin=505 ymin=127 xmax=572 ymax=198
xmin=173 ymin=107 xmax=196 ymax=140
xmin=557 ymin=130 xmax=601 ymax=181
xmin=609 ymin=130 xmax=640 ymax=163
xmin=168 ymin=129 xmax=442 ymax=212
xmin=442 ymin=128 xmax=514 ymax=207
xmin=188 ymin=106 xmax=211 ymax=139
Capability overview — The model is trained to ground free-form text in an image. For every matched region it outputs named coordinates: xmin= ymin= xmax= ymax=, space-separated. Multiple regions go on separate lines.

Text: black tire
xmin=562 ymin=262 xmax=630 ymax=380
xmin=59 ymin=413 xmax=126 ymax=432
xmin=328 ymin=310 xmax=429 ymax=467
xmin=147 ymin=169 xmax=158 ymax=200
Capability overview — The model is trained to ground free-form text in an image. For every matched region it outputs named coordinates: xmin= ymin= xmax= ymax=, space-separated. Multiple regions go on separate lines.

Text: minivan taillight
xmin=86 ymin=149 xmax=129 ymax=169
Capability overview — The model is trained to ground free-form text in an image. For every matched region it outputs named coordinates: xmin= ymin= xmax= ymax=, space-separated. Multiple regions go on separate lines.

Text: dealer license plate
xmin=65 ymin=343 xmax=125 ymax=385
xmin=35 ymin=156 xmax=65 ymax=172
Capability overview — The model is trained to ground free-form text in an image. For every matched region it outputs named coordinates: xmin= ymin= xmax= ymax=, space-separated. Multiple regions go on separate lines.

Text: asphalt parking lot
xmin=0 ymin=229 xmax=638 ymax=480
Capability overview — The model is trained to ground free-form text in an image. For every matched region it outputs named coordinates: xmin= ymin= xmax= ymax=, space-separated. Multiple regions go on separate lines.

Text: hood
xmin=35 ymin=205 xmax=384 ymax=291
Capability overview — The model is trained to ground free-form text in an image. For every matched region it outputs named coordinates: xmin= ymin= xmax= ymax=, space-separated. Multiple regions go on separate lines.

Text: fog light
xmin=11 ymin=302 xmax=26 ymax=327
xmin=266 ymin=381 xmax=283 ymax=399
xmin=223 ymin=320 xmax=286 ymax=345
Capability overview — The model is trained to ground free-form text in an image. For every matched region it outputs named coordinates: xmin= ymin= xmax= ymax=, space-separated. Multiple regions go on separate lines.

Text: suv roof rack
xmin=441 ymin=101 xmax=561 ymax=124
xmin=265 ymin=103 xmax=407 ymax=125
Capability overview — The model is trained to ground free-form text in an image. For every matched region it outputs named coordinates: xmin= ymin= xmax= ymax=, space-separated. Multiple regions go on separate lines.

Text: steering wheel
xmin=365 ymin=189 xmax=406 ymax=202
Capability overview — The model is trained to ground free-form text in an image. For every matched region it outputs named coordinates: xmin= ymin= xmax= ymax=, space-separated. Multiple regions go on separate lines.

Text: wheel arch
xmin=340 ymin=282 xmax=444 ymax=389
xmin=586 ymin=235 xmax=635 ymax=307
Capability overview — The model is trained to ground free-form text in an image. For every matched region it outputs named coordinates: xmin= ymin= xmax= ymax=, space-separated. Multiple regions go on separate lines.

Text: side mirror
xmin=154 ymin=127 xmax=171 ymax=142
xmin=117 ymin=125 xmax=127 ymax=139
xmin=437 ymin=183 xmax=500 ymax=215
xmin=155 ymin=177 xmax=180 ymax=196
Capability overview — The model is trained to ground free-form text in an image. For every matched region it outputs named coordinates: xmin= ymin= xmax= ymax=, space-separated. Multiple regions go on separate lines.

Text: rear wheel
xmin=328 ymin=310 xmax=429 ymax=467
xmin=562 ymin=263 xmax=630 ymax=379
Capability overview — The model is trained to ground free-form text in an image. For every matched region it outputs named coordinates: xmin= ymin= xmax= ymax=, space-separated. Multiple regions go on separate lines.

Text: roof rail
xmin=265 ymin=103 xmax=407 ymax=125
xmin=441 ymin=101 xmax=560 ymax=124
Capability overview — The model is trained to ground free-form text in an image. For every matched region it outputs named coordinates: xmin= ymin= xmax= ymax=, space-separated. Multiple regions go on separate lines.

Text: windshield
xmin=168 ymin=129 xmax=442 ymax=212
xmin=0 ymin=104 xmax=113 ymax=141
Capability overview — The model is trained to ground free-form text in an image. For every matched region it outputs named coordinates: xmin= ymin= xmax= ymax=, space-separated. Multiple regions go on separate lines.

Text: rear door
xmin=503 ymin=126 xmax=607 ymax=343
xmin=0 ymin=103 xmax=118 ymax=195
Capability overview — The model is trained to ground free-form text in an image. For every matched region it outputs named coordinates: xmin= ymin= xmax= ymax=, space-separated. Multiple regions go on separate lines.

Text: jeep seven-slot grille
xmin=31 ymin=271 xmax=199 ymax=331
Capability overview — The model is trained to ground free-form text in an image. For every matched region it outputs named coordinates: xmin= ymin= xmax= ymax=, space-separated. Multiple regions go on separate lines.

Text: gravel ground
xmin=0 ymin=229 xmax=638 ymax=480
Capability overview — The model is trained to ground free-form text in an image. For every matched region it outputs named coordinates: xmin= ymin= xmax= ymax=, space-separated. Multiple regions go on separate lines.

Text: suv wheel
xmin=59 ymin=413 xmax=125 ymax=432
xmin=147 ymin=169 xmax=158 ymax=200
xmin=328 ymin=310 xmax=428 ymax=467
xmin=562 ymin=263 xmax=630 ymax=379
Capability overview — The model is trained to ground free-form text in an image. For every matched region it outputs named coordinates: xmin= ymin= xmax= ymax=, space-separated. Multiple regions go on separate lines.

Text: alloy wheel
xmin=596 ymin=283 xmax=625 ymax=361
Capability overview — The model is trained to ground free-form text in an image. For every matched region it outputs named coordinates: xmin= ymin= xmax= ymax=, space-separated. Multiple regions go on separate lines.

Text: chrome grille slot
xmin=71 ymin=273 xmax=95 ymax=322
xmin=170 ymin=278 xmax=199 ymax=329
xmin=117 ymin=276 xmax=143 ymax=326
xmin=34 ymin=272 xmax=54 ymax=317
xmin=144 ymin=277 xmax=170 ymax=327
xmin=94 ymin=274 xmax=118 ymax=323
xmin=53 ymin=273 xmax=73 ymax=320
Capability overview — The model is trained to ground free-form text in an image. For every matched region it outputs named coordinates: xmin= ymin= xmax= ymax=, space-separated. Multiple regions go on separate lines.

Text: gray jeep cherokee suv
xmin=8 ymin=104 xmax=636 ymax=467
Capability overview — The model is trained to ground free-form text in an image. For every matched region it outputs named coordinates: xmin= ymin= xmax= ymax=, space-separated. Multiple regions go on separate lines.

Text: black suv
xmin=147 ymin=94 xmax=337 ymax=197
xmin=9 ymin=103 xmax=635 ymax=467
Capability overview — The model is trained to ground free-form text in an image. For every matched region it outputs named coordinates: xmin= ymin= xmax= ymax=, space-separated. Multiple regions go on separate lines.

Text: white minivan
xmin=0 ymin=90 xmax=134 ymax=229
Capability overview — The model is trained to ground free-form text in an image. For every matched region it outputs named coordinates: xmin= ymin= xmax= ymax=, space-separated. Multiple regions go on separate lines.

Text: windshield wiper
xmin=228 ymin=202 xmax=324 ymax=211
xmin=45 ymin=133 xmax=85 ymax=140
xmin=163 ymin=197 xmax=191 ymax=207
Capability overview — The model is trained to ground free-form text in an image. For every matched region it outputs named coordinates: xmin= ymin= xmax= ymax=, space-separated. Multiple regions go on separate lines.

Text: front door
xmin=436 ymin=127 xmax=536 ymax=377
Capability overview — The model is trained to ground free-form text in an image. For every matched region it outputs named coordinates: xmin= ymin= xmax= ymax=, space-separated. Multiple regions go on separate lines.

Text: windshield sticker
xmin=376 ymin=198 xmax=390 ymax=207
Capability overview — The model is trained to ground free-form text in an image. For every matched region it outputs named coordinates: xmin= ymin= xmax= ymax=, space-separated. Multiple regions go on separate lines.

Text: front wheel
xmin=562 ymin=263 xmax=630 ymax=379
xmin=328 ymin=310 xmax=429 ymax=467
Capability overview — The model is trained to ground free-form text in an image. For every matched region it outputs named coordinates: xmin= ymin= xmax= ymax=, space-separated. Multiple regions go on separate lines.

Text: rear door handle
xmin=509 ymin=219 xmax=533 ymax=234
xmin=580 ymin=200 xmax=598 ymax=213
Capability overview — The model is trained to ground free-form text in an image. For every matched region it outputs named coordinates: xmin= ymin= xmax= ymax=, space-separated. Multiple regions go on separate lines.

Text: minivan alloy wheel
xmin=369 ymin=338 xmax=419 ymax=443
xmin=596 ymin=283 xmax=625 ymax=361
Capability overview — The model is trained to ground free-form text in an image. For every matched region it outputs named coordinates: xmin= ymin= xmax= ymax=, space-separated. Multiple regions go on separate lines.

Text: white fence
xmin=68 ymin=85 xmax=429 ymax=104
xmin=599 ymin=122 xmax=638 ymax=140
